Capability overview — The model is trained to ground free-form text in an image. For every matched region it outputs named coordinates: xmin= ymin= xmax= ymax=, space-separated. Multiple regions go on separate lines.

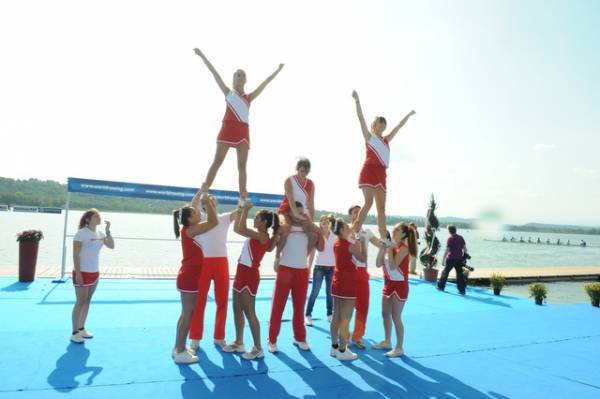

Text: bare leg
xmin=232 ymin=290 xmax=245 ymax=345
xmin=241 ymin=291 xmax=261 ymax=350
xmin=354 ymin=188 xmax=375 ymax=233
xmin=330 ymin=298 xmax=341 ymax=346
xmin=175 ymin=292 xmax=197 ymax=352
xmin=373 ymin=188 xmax=387 ymax=239
xmin=236 ymin=142 xmax=249 ymax=198
xmin=72 ymin=286 xmax=89 ymax=332
xmin=201 ymin=143 xmax=230 ymax=192
xmin=78 ymin=281 xmax=98 ymax=329
xmin=381 ymin=296 xmax=392 ymax=344
xmin=391 ymin=298 xmax=406 ymax=351
xmin=338 ymin=299 xmax=356 ymax=351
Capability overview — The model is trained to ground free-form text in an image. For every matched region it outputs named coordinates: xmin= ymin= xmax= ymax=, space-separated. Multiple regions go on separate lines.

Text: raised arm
xmin=384 ymin=110 xmax=416 ymax=142
xmin=249 ymin=64 xmax=284 ymax=101
xmin=375 ymin=245 xmax=386 ymax=268
xmin=352 ymin=90 xmax=371 ymax=142
xmin=190 ymin=189 xmax=203 ymax=209
xmin=193 ymin=48 xmax=230 ymax=96
xmin=236 ymin=203 xmax=268 ymax=243
xmin=349 ymin=237 xmax=367 ymax=262
xmin=103 ymin=221 xmax=115 ymax=249
xmin=186 ymin=196 xmax=218 ymax=237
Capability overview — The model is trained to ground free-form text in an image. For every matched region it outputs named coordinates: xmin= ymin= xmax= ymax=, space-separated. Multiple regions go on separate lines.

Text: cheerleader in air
xmin=193 ymin=48 xmax=284 ymax=205
xmin=350 ymin=90 xmax=415 ymax=244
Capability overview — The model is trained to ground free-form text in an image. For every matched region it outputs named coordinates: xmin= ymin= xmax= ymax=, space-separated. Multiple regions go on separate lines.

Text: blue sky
xmin=0 ymin=0 xmax=598 ymax=225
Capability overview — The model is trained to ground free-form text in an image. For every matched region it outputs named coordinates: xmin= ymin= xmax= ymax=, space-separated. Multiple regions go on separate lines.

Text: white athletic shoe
xmin=304 ymin=315 xmax=313 ymax=326
xmin=70 ymin=331 xmax=84 ymax=344
xmin=267 ymin=341 xmax=278 ymax=353
xmin=293 ymin=340 xmax=311 ymax=351
xmin=80 ymin=329 xmax=93 ymax=339
xmin=330 ymin=347 xmax=338 ymax=357
xmin=336 ymin=348 xmax=358 ymax=361
xmin=190 ymin=339 xmax=200 ymax=351
xmin=222 ymin=342 xmax=246 ymax=353
xmin=385 ymin=348 xmax=405 ymax=358
xmin=173 ymin=349 xmax=199 ymax=364
xmin=172 ymin=347 xmax=196 ymax=358
xmin=238 ymin=197 xmax=247 ymax=207
xmin=242 ymin=347 xmax=265 ymax=360
xmin=372 ymin=340 xmax=393 ymax=350
xmin=213 ymin=339 xmax=226 ymax=350
xmin=327 ymin=315 xmax=333 ymax=323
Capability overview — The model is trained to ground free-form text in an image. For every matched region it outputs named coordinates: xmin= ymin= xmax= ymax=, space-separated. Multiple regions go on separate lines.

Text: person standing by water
xmin=437 ymin=225 xmax=468 ymax=295
xmin=172 ymin=193 xmax=218 ymax=364
xmin=71 ymin=209 xmax=114 ymax=344
xmin=305 ymin=215 xmax=336 ymax=326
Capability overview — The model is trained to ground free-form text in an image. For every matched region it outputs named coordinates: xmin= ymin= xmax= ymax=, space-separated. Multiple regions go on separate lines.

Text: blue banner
xmin=67 ymin=177 xmax=283 ymax=208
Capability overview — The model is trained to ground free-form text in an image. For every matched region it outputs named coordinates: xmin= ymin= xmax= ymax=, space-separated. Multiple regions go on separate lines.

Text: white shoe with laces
xmin=242 ymin=347 xmax=265 ymax=360
xmin=70 ymin=331 xmax=84 ymax=344
xmin=173 ymin=349 xmax=199 ymax=364
xmin=222 ymin=342 xmax=246 ymax=353
xmin=304 ymin=315 xmax=313 ymax=326
xmin=330 ymin=346 xmax=338 ymax=357
xmin=336 ymin=348 xmax=358 ymax=361
xmin=80 ymin=329 xmax=93 ymax=339
xmin=267 ymin=341 xmax=278 ymax=353
xmin=293 ymin=340 xmax=310 ymax=351
xmin=385 ymin=348 xmax=405 ymax=358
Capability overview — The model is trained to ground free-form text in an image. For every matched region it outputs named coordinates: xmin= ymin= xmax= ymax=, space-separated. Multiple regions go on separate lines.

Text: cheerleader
xmin=222 ymin=202 xmax=279 ymax=360
xmin=350 ymin=90 xmax=415 ymax=243
xmin=193 ymin=48 xmax=284 ymax=205
xmin=373 ymin=223 xmax=417 ymax=357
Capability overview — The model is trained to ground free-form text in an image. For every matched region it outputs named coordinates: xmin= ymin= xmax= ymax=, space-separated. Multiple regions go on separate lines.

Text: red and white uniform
xmin=383 ymin=245 xmax=409 ymax=301
xmin=331 ymin=238 xmax=358 ymax=299
xmin=268 ymin=227 xmax=310 ymax=344
xmin=72 ymin=227 xmax=105 ymax=287
xmin=176 ymin=226 xmax=204 ymax=293
xmin=349 ymin=228 xmax=374 ymax=341
xmin=233 ymin=237 xmax=272 ymax=296
xmin=279 ymin=175 xmax=314 ymax=215
xmin=358 ymin=135 xmax=390 ymax=192
xmin=217 ymin=90 xmax=251 ymax=147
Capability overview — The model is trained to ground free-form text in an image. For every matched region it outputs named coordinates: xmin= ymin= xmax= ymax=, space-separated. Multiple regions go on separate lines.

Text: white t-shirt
xmin=350 ymin=228 xmax=374 ymax=268
xmin=314 ymin=232 xmax=335 ymax=267
xmin=195 ymin=213 xmax=233 ymax=258
xmin=279 ymin=226 xmax=309 ymax=269
xmin=73 ymin=227 xmax=106 ymax=272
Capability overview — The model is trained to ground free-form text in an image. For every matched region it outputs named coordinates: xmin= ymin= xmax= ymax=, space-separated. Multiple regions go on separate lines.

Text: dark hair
xmin=375 ymin=116 xmax=387 ymax=128
xmin=294 ymin=201 xmax=303 ymax=209
xmin=78 ymin=209 xmax=99 ymax=229
xmin=257 ymin=210 xmax=280 ymax=235
xmin=330 ymin=217 xmax=346 ymax=237
xmin=409 ymin=222 xmax=420 ymax=239
xmin=348 ymin=205 xmax=361 ymax=216
xmin=296 ymin=157 xmax=311 ymax=171
xmin=172 ymin=206 xmax=194 ymax=239
xmin=396 ymin=223 xmax=418 ymax=257
xmin=448 ymin=225 xmax=457 ymax=235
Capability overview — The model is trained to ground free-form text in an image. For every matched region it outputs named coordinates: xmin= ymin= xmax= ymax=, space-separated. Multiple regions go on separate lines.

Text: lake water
xmin=1 ymin=211 xmax=599 ymax=273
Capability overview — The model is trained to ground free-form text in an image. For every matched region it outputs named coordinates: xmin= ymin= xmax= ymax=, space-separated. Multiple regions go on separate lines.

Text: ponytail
xmin=270 ymin=212 xmax=280 ymax=234
xmin=330 ymin=217 xmax=345 ymax=237
xmin=78 ymin=208 xmax=99 ymax=229
xmin=395 ymin=223 xmax=418 ymax=257
xmin=172 ymin=209 xmax=181 ymax=239
xmin=257 ymin=210 xmax=280 ymax=236
xmin=172 ymin=206 xmax=193 ymax=239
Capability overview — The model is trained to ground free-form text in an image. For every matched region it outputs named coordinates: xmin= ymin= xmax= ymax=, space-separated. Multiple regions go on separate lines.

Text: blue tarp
xmin=67 ymin=177 xmax=283 ymax=208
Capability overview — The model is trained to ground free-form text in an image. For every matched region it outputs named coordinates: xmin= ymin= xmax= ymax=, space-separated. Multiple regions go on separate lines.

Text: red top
xmin=333 ymin=238 xmax=357 ymax=281
xmin=180 ymin=226 xmax=204 ymax=267
xmin=278 ymin=175 xmax=314 ymax=215
xmin=364 ymin=136 xmax=389 ymax=167
xmin=223 ymin=92 xmax=251 ymax=124
xmin=388 ymin=244 xmax=409 ymax=279
xmin=239 ymin=237 xmax=273 ymax=270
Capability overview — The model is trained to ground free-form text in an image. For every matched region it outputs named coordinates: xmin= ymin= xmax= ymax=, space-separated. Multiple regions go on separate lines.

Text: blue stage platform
xmin=1 ymin=277 xmax=599 ymax=398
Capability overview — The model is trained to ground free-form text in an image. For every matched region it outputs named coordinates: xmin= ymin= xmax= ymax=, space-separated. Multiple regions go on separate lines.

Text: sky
xmin=1 ymin=0 xmax=599 ymax=225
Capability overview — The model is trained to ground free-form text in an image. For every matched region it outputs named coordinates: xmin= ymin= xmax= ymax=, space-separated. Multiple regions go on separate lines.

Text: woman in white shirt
xmin=71 ymin=209 xmax=114 ymax=343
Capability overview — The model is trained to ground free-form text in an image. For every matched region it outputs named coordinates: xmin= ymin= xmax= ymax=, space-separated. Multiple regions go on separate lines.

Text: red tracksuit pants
xmin=268 ymin=266 xmax=309 ymax=344
xmin=189 ymin=257 xmax=230 ymax=340
xmin=352 ymin=267 xmax=370 ymax=341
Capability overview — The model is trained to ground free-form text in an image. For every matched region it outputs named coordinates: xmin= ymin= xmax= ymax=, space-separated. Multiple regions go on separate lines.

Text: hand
xmin=75 ymin=271 xmax=84 ymax=285
xmin=193 ymin=48 xmax=203 ymax=57
xmin=243 ymin=201 xmax=254 ymax=210
xmin=409 ymin=110 xmax=416 ymax=116
xmin=278 ymin=63 xmax=284 ymax=71
xmin=352 ymin=90 xmax=359 ymax=101
xmin=104 ymin=220 xmax=111 ymax=231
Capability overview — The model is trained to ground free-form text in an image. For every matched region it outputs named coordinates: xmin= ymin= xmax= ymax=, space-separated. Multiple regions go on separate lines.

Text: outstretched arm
xmin=352 ymin=90 xmax=370 ymax=142
xmin=249 ymin=64 xmax=284 ymax=101
xmin=193 ymin=48 xmax=230 ymax=96
xmin=384 ymin=110 xmax=416 ymax=142
xmin=186 ymin=196 xmax=218 ymax=237
xmin=236 ymin=203 xmax=269 ymax=243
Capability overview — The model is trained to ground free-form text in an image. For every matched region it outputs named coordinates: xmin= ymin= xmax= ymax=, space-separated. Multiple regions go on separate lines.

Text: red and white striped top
xmin=223 ymin=91 xmax=251 ymax=124
xmin=364 ymin=135 xmax=390 ymax=168
xmin=238 ymin=237 xmax=272 ymax=270
xmin=279 ymin=175 xmax=314 ymax=214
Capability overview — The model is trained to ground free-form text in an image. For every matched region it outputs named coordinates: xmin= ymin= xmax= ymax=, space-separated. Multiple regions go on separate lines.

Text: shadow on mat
xmin=47 ymin=343 xmax=103 ymax=393
xmin=1 ymin=281 xmax=33 ymax=292
xmin=359 ymin=352 xmax=501 ymax=399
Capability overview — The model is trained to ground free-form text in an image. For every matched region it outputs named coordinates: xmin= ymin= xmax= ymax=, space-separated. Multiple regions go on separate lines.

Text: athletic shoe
xmin=238 ymin=197 xmax=247 ymax=207
xmin=372 ymin=340 xmax=392 ymax=350
xmin=173 ymin=349 xmax=199 ymax=364
xmin=267 ymin=340 xmax=278 ymax=353
xmin=380 ymin=238 xmax=393 ymax=248
xmin=190 ymin=339 xmax=200 ymax=351
xmin=385 ymin=348 xmax=404 ymax=358
xmin=70 ymin=331 xmax=84 ymax=344
xmin=304 ymin=315 xmax=313 ymax=326
xmin=336 ymin=348 xmax=358 ymax=361
xmin=242 ymin=347 xmax=265 ymax=360
xmin=352 ymin=339 xmax=366 ymax=349
xmin=172 ymin=347 xmax=196 ymax=358
xmin=213 ymin=339 xmax=226 ymax=349
xmin=330 ymin=347 xmax=338 ymax=357
xmin=293 ymin=340 xmax=311 ymax=351
xmin=327 ymin=315 xmax=333 ymax=323
xmin=222 ymin=342 xmax=245 ymax=353
xmin=80 ymin=329 xmax=93 ymax=339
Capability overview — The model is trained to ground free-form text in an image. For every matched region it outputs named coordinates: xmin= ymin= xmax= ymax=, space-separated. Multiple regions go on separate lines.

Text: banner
xmin=67 ymin=177 xmax=283 ymax=208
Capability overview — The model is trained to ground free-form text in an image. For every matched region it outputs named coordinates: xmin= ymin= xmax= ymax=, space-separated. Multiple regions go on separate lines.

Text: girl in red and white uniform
xmin=193 ymin=48 xmax=284 ymax=205
xmin=350 ymin=90 xmax=416 ymax=244
xmin=374 ymin=223 xmax=417 ymax=358
xmin=329 ymin=218 xmax=366 ymax=361
xmin=172 ymin=192 xmax=218 ymax=364
xmin=276 ymin=158 xmax=320 ymax=266
xmin=71 ymin=209 xmax=114 ymax=344
xmin=222 ymin=202 xmax=279 ymax=360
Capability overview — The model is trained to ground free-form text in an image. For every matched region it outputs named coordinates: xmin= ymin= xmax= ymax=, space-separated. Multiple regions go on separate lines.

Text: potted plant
xmin=528 ymin=283 xmax=547 ymax=305
xmin=16 ymin=230 xmax=44 ymax=282
xmin=462 ymin=267 xmax=471 ymax=286
xmin=490 ymin=273 xmax=507 ymax=295
xmin=421 ymin=194 xmax=440 ymax=282
xmin=583 ymin=283 xmax=600 ymax=307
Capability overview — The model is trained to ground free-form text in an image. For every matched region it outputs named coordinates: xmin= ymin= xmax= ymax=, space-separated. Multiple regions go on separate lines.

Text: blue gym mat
xmin=1 ymin=277 xmax=599 ymax=398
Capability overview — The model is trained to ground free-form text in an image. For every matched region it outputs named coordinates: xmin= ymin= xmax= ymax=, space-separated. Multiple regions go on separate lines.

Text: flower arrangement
xmin=583 ymin=283 xmax=600 ymax=307
xmin=16 ymin=230 xmax=44 ymax=243
xmin=490 ymin=273 xmax=507 ymax=295
xmin=528 ymin=283 xmax=547 ymax=305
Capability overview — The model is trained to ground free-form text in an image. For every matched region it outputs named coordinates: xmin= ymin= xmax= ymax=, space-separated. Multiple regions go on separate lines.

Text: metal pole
xmin=54 ymin=192 xmax=71 ymax=283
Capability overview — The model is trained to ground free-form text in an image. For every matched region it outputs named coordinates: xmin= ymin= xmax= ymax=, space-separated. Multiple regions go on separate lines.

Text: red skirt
xmin=358 ymin=163 xmax=387 ymax=192
xmin=72 ymin=271 xmax=99 ymax=287
xmin=332 ymin=272 xmax=357 ymax=299
xmin=176 ymin=265 xmax=202 ymax=293
xmin=233 ymin=264 xmax=260 ymax=296
xmin=217 ymin=120 xmax=249 ymax=147
xmin=383 ymin=277 xmax=408 ymax=301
